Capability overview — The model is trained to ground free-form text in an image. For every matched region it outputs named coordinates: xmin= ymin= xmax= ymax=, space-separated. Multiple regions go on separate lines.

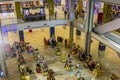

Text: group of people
xmin=36 ymin=55 xmax=48 ymax=75
xmin=15 ymin=44 xmax=34 ymax=79
xmin=64 ymin=9 xmax=85 ymax=20
xmin=44 ymin=36 xmax=64 ymax=48
xmin=53 ymin=8 xmax=85 ymax=21
xmin=64 ymin=54 xmax=73 ymax=71
xmin=8 ymin=41 xmax=40 ymax=79
xmin=5 ymin=41 xmax=28 ymax=59
xmin=75 ymin=9 xmax=85 ymax=20
xmin=44 ymin=36 xmax=56 ymax=48
xmin=110 ymin=10 xmax=120 ymax=21
xmin=10 ymin=41 xmax=33 ymax=57
xmin=64 ymin=10 xmax=69 ymax=19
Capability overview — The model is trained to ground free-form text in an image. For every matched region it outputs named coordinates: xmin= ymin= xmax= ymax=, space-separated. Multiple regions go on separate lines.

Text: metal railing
xmin=0 ymin=13 xmax=87 ymax=26
xmin=0 ymin=13 xmax=66 ymax=26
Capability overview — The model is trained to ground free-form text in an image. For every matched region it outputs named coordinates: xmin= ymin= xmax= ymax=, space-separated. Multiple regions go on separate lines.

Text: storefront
xmin=22 ymin=6 xmax=45 ymax=21
xmin=0 ymin=1 xmax=15 ymax=13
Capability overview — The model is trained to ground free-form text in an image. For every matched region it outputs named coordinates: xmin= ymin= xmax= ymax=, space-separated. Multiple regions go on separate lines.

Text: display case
xmin=22 ymin=6 xmax=46 ymax=21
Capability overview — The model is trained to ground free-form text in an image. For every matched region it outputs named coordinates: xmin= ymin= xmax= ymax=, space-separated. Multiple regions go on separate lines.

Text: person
xmin=36 ymin=63 xmax=41 ymax=73
xmin=55 ymin=11 xmax=57 ymax=20
xmin=64 ymin=39 xmax=67 ymax=48
xmin=19 ymin=63 xmax=26 ymax=75
xmin=81 ymin=9 xmax=85 ymax=20
xmin=67 ymin=12 xmax=69 ymax=19
xmin=18 ymin=54 xmax=25 ymax=64
xmin=64 ymin=10 xmax=67 ymax=19
xmin=26 ymin=66 xmax=33 ymax=74
xmin=88 ymin=60 xmax=95 ymax=71
xmin=47 ymin=69 xmax=55 ymax=80
xmin=68 ymin=54 xmax=72 ymax=62
xmin=44 ymin=37 xmax=47 ymax=47
xmin=75 ymin=10 xmax=78 ymax=20
xmin=78 ymin=50 xmax=82 ymax=60
xmin=74 ymin=71 xmax=81 ymax=80
xmin=65 ymin=61 xmax=73 ymax=71
xmin=42 ymin=58 xmax=48 ymax=73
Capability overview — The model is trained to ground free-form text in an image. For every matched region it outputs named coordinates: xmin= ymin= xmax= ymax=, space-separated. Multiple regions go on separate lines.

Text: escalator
xmin=91 ymin=32 xmax=120 ymax=53
xmin=94 ymin=18 xmax=120 ymax=34
xmin=73 ymin=20 xmax=120 ymax=53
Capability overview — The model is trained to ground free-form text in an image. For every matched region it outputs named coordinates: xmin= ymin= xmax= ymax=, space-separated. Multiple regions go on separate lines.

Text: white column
xmin=84 ymin=0 xmax=95 ymax=56
xmin=69 ymin=0 xmax=74 ymax=40
xmin=0 ymin=20 xmax=8 ymax=76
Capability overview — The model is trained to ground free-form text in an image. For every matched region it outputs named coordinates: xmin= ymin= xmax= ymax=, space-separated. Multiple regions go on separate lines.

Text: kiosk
xmin=22 ymin=6 xmax=46 ymax=21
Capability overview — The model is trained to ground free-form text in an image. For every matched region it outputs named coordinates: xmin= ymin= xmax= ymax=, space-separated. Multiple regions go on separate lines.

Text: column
xmin=76 ymin=0 xmax=82 ymax=37
xmin=98 ymin=42 xmax=106 ymax=58
xmin=84 ymin=0 xmax=94 ymax=56
xmin=15 ymin=2 xmax=22 ymax=19
xmin=15 ymin=2 xmax=24 ymax=42
xmin=19 ymin=31 xmax=24 ymax=42
xmin=48 ymin=0 xmax=54 ymax=20
xmin=76 ymin=29 xmax=81 ymax=36
xmin=0 ymin=20 xmax=8 ymax=76
xmin=69 ymin=0 xmax=74 ymax=40
xmin=48 ymin=0 xmax=55 ymax=37
xmin=77 ymin=0 xmax=82 ymax=13
xmin=102 ymin=3 xmax=112 ymax=23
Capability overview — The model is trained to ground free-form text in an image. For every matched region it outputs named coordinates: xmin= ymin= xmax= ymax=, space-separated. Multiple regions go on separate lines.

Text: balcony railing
xmin=0 ymin=13 xmax=86 ymax=27
xmin=0 ymin=13 xmax=65 ymax=26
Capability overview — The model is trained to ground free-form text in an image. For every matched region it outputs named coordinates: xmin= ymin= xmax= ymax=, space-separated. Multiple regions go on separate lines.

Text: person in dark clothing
xmin=64 ymin=10 xmax=67 ymax=19
xmin=81 ymin=53 xmax=86 ymax=61
xmin=26 ymin=66 xmax=33 ymax=74
xmin=67 ymin=12 xmax=69 ymax=19
xmin=64 ymin=39 xmax=67 ymax=48
xmin=81 ymin=9 xmax=85 ymax=20
xmin=55 ymin=11 xmax=57 ymax=20
xmin=75 ymin=10 xmax=78 ymax=20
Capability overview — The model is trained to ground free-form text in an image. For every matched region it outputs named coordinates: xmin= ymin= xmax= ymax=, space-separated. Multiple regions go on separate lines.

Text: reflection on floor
xmin=3 ymin=26 xmax=120 ymax=80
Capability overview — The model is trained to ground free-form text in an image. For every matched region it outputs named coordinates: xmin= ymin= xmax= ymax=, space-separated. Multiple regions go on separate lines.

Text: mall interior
xmin=0 ymin=0 xmax=120 ymax=80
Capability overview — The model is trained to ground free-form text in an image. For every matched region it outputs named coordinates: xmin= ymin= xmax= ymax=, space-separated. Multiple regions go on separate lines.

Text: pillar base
xmin=49 ymin=16 xmax=54 ymax=20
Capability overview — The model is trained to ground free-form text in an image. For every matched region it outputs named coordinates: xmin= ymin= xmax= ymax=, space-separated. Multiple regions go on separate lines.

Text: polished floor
xmin=3 ymin=26 xmax=120 ymax=80
xmin=0 ymin=6 xmax=120 ymax=80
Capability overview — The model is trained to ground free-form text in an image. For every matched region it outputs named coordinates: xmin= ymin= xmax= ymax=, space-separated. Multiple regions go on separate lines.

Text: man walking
xmin=55 ymin=11 xmax=57 ymax=20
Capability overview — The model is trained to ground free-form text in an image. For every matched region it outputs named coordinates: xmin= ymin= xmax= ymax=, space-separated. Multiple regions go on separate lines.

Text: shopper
xmin=68 ymin=54 xmax=72 ymax=63
xmin=64 ymin=10 xmax=67 ymax=19
xmin=64 ymin=39 xmax=67 ymax=48
xmin=55 ymin=11 xmax=57 ymax=20
xmin=75 ymin=10 xmax=78 ymax=20
xmin=44 ymin=37 xmax=47 ymax=47
xmin=67 ymin=12 xmax=69 ymax=19
xmin=81 ymin=9 xmax=85 ymax=21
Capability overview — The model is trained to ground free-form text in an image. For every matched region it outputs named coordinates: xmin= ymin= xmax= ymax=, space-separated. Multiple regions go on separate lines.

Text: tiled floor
xmin=0 ymin=6 xmax=120 ymax=80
